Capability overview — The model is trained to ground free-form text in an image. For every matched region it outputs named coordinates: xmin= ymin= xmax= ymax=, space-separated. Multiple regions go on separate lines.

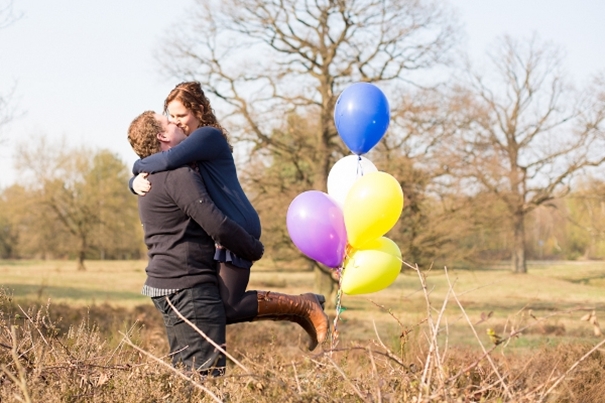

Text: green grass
xmin=1 ymin=259 xmax=604 ymax=353
xmin=0 ymin=259 xmax=149 ymax=306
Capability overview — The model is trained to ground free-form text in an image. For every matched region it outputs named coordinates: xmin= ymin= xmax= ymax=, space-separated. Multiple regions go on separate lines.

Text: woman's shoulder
xmin=188 ymin=126 xmax=230 ymax=151
xmin=189 ymin=126 xmax=225 ymax=141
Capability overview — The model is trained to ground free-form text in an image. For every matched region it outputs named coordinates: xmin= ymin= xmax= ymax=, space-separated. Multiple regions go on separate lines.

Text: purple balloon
xmin=286 ymin=191 xmax=347 ymax=268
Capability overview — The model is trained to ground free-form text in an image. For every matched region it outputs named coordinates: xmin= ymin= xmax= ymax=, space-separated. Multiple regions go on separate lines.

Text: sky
xmin=0 ymin=0 xmax=604 ymax=189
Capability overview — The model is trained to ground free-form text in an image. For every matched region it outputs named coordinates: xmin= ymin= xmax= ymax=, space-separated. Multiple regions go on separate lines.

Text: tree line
xmin=1 ymin=1 xmax=604 ymax=282
xmin=0 ymin=140 xmax=144 ymax=270
xmin=0 ymin=141 xmax=603 ymax=270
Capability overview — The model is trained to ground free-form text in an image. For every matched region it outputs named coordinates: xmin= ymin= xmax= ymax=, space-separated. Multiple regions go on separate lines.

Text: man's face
xmin=167 ymin=99 xmax=201 ymax=135
xmin=154 ymin=113 xmax=187 ymax=150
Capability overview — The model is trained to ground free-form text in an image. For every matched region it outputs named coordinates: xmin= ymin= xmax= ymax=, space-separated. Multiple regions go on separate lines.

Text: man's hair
xmin=127 ymin=111 xmax=162 ymax=159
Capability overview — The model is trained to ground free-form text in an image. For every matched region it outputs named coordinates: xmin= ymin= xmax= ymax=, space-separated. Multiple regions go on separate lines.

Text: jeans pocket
xmin=152 ymin=291 xmax=192 ymax=327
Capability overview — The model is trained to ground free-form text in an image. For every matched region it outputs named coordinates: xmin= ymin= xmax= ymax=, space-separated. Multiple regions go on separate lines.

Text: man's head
xmin=128 ymin=111 xmax=187 ymax=158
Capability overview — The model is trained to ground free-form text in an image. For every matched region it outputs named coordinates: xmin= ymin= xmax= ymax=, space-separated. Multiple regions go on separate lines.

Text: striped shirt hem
xmin=141 ymin=284 xmax=179 ymax=298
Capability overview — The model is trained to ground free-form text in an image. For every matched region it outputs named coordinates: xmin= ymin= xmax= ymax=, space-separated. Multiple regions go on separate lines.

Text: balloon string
xmin=356 ymin=155 xmax=364 ymax=177
xmin=331 ymin=265 xmax=344 ymax=354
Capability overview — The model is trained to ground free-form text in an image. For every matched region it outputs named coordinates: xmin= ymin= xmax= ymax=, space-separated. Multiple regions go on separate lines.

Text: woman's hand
xmin=133 ymin=172 xmax=151 ymax=195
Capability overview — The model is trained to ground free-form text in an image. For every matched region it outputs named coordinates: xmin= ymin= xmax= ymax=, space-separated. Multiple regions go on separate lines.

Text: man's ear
xmin=156 ymin=131 xmax=167 ymax=142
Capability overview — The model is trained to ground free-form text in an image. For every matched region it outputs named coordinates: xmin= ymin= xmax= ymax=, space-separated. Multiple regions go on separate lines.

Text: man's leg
xmin=152 ymin=284 xmax=226 ymax=375
xmin=152 ymin=296 xmax=181 ymax=365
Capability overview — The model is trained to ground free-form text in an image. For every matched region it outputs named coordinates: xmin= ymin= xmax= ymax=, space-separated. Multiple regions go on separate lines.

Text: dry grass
xmin=1 ymin=260 xmax=605 ymax=402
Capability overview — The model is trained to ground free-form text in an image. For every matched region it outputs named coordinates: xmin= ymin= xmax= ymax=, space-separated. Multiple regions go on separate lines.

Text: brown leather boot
xmin=254 ymin=291 xmax=329 ymax=351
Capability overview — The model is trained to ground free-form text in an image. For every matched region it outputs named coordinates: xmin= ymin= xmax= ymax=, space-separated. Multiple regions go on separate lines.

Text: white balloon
xmin=327 ymin=155 xmax=378 ymax=208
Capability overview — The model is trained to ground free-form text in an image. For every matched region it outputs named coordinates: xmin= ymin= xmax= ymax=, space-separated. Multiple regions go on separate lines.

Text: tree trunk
xmin=77 ymin=253 xmax=86 ymax=271
xmin=312 ymin=107 xmax=337 ymax=304
xmin=77 ymin=239 xmax=86 ymax=271
xmin=314 ymin=264 xmax=337 ymax=309
xmin=512 ymin=210 xmax=527 ymax=273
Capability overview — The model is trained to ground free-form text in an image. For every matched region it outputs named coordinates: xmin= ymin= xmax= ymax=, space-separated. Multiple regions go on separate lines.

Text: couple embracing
xmin=127 ymin=82 xmax=329 ymax=376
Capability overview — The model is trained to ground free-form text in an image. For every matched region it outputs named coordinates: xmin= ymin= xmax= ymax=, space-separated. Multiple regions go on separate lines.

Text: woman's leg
xmin=217 ymin=261 xmax=258 ymax=324
xmin=218 ymin=261 xmax=330 ymax=350
xmin=253 ymin=291 xmax=329 ymax=351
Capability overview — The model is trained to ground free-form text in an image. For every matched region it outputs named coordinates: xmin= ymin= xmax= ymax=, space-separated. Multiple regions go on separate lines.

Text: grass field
xmin=1 ymin=259 xmax=604 ymax=351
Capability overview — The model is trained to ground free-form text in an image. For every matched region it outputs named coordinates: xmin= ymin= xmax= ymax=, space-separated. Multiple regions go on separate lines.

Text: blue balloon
xmin=334 ymin=83 xmax=390 ymax=155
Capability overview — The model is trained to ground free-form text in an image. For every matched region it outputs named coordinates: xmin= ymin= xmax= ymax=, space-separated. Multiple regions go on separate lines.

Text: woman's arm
xmin=170 ymin=167 xmax=264 ymax=262
xmin=132 ymin=126 xmax=228 ymax=174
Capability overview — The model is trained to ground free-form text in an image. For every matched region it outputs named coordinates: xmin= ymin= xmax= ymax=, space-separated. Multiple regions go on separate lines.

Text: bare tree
xmin=444 ymin=36 xmax=605 ymax=273
xmin=372 ymin=86 xmax=496 ymax=268
xmin=160 ymin=0 xmax=460 ymax=298
xmin=16 ymin=138 xmax=140 ymax=270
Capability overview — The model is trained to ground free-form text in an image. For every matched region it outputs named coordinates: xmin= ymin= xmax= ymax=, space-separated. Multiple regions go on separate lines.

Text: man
xmin=127 ymin=111 xmax=264 ymax=375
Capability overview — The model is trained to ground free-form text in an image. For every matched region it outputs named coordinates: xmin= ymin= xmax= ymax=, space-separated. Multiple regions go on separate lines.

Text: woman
xmin=131 ymin=82 xmax=328 ymax=350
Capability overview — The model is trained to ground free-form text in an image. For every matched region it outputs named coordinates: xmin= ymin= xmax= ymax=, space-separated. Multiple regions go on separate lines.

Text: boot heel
xmin=314 ymin=294 xmax=326 ymax=310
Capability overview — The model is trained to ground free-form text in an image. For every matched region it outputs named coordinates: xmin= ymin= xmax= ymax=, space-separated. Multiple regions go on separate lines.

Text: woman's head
xmin=164 ymin=81 xmax=232 ymax=148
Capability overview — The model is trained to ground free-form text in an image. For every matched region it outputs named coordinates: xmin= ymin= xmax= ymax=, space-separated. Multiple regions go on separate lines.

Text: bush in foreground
xmin=1 ymin=268 xmax=605 ymax=402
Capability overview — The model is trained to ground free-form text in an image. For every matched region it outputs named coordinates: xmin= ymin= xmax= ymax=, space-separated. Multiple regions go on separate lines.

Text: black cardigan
xmin=137 ymin=166 xmax=263 ymax=290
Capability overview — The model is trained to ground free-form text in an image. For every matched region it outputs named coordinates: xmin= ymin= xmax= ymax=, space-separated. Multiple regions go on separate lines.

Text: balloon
xmin=341 ymin=237 xmax=402 ymax=295
xmin=334 ymin=83 xmax=390 ymax=155
xmin=286 ymin=191 xmax=347 ymax=268
xmin=327 ymin=155 xmax=378 ymax=208
xmin=343 ymin=171 xmax=404 ymax=248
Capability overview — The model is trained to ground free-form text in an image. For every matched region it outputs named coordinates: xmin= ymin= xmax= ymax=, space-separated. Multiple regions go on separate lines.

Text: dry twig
xmin=164 ymin=296 xmax=250 ymax=373
xmin=119 ymin=332 xmax=222 ymax=403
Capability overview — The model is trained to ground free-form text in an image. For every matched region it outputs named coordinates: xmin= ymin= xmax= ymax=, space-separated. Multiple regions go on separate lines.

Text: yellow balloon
xmin=341 ymin=237 xmax=402 ymax=295
xmin=343 ymin=171 xmax=404 ymax=248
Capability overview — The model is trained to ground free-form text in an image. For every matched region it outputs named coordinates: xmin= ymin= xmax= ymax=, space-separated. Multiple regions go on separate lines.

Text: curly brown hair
xmin=127 ymin=111 xmax=162 ymax=159
xmin=164 ymin=81 xmax=232 ymax=151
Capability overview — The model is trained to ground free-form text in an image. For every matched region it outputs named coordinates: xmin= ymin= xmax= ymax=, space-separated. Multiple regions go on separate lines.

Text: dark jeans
xmin=152 ymin=284 xmax=226 ymax=375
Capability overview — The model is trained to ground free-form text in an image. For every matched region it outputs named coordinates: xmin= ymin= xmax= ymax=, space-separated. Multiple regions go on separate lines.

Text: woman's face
xmin=167 ymin=99 xmax=201 ymax=135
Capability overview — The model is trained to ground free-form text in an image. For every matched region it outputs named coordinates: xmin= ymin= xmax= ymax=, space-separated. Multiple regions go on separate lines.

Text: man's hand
xmin=133 ymin=173 xmax=151 ymax=195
